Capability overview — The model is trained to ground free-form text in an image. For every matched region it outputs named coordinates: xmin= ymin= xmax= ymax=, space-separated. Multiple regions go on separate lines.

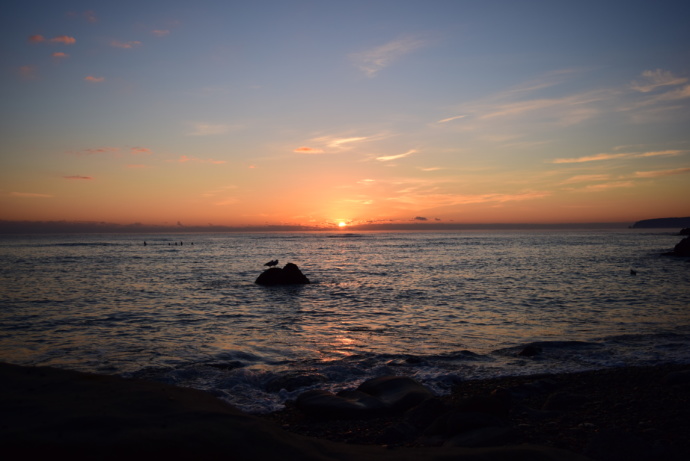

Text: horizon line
xmin=0 ymin=219 xmax=655 ymax=234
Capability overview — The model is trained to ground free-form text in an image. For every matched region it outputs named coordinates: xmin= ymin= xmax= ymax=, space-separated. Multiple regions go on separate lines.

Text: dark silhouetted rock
xmin=672 ymin=237 xmax=690 ymax=256
xmin=679 ymin=228 xmax=690 ymax=236
xmin=294 ymin=376 xmax=435 ymax=419
xmin=357 ymin=376 xmax=434 ymax=412
xmin=295 ymin=389 xmax=385 ymax=418
xmin=518 ymin=344 xmax=543 ymax=357
xmin=255 ymin=263 xmax=310 ymax=285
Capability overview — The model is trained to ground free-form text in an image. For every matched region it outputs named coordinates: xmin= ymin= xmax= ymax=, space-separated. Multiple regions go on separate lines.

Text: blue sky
xmin=2 ymin=0 xmax=689 ymax=227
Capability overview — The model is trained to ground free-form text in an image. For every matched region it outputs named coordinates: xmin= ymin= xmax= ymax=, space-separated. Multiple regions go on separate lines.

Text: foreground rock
xmin=0 ymin=362 xmax=587 ymax=460
xmin=672 ymin=237 xmax=690 ymax=256
xmin=296 ymin=376 xmax=434 ymax=419
xmin=255 ymin=262 xmax=310 ymax=285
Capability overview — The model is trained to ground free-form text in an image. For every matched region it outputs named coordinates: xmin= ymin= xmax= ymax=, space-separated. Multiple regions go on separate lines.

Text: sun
xmin=338 ymin=221 xmax=347 ymax=228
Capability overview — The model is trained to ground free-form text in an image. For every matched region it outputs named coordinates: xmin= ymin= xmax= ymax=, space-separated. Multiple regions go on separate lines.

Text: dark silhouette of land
xmin=631 ymin=217 xmax=690 ymax=228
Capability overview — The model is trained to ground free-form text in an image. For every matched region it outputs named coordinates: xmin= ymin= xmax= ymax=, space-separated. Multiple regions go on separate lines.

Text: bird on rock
xmin=264 ymin=259 xmax=279 ymax=268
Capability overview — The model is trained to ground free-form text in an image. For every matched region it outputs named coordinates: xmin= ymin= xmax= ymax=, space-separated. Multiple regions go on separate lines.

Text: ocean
xmin=1 ymin=230 xmax=689 ymax=413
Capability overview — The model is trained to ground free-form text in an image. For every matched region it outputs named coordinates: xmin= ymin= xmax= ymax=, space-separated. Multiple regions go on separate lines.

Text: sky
xmin=1 ymin=0 xmax=689 ymax=229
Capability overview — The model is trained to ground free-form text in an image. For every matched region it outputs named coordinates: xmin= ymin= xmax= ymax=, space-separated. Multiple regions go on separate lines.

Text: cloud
xmin=68 ymin=147 xmax=119 ymax=155
xmin=84 ymin=76 xmax=105 ymax=83
xmin=130 ymin=147 xmax=152 ymax=155
xmin=631 ymin=69 xmax=688 ymax=93
xmin=10 ymin=192 xmax=52 ymax=198
xmin=634 ymin=167 xmax=690 ymax=178
xmin=18 ymin=65 xmax=37 ymax=80
xmin=67 ymin=10 xmax=97 ymax=23
xmin=294 ymin=146 xmax=325 ymax=154
xmin=560 ymin=174 xmax=611 ymax=184
xmin=174 ymin=155 xmax=226 ymax=164
xmin=437 ymin=115 xmax=466 ymax=123
xmin=64 ymin=175 xmax=93 ymax=180
xmin=152 ymin=30 xmax=170 ymax=37
xmin=83 ymin=10 xmax=97 ymax=23
xmin=389 ymin=190 xmax=550 ymax=207
xmin=350 ymin=35 xmax=430 ymax=77
xmin=28 ymin=35 xmax=45 ymax=43
xmin=376 ymin=149 xmax=417 ymax=162
xmin=413 ymin=216 xmax=428 ymax=221
xmin=111 ymin=40 xmax=142 ymax=49
xmin=478 ymin=91 xmax=607 ymax=125
xmin=303 ymin=133 xmax=389 ymax=153
xmin=552 ymin=149 xmax=684 ymax=164
xmin=52 ymin=52 xmax=69 ymax=59
xmin=50 ymin=36 xmax=76 ymax=45
xmin=581 ymin=181 xmax=635 ymax=192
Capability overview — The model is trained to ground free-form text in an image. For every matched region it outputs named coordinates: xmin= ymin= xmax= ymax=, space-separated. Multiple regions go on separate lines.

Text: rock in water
xmin=255 ymin=262 xmax=310 ymax=285
xmin=673 ymin=237 xmax=690 ymax=256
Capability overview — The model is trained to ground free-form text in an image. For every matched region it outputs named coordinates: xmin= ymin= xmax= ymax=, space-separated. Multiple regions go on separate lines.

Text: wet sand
xmin=2 ymin=361 xmax=688 ymax=460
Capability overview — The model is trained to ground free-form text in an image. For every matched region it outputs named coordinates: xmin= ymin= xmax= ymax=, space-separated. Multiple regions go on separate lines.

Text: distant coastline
xmin=630 ymin=217 xmax=690 ymax=229
xmin=0 ymin=219 xmax=637 ymax=234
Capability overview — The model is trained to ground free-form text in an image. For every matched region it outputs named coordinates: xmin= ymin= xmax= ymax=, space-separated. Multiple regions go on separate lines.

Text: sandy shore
xmin=1 ymin=361 xmax=688 ymax=460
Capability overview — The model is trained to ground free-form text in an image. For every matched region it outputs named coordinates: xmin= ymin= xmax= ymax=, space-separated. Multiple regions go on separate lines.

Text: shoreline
xmin=2 ymin=361 xmax=688 ymax=460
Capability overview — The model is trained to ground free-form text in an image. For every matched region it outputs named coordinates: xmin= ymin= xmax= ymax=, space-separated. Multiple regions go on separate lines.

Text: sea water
xmin=1 ymin=230 xmax=689 ymax=413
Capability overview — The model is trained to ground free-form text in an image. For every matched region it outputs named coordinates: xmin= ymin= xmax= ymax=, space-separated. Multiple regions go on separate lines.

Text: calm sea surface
xmin=1 ymin=230 xmax=689 ymax=412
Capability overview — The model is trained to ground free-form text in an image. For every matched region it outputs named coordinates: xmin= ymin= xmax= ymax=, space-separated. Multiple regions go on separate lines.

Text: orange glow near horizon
xmin=2 ymin=4 xmax=689 ymax=227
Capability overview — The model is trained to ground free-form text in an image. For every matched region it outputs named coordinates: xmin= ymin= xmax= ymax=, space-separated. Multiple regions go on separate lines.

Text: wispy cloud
xmin=581 ymin=181 xmax=635 ymax=192
xmin=28 ymin=34 xmax=76 ymax=45
xmin=18 ymin=65 xmax=37 ymax=80
xmin=52 ymin=52 xmax=69 ymax=59
xmin=10 ymin=192 xmax=52 ymax=198
xmin=560 ymin=174 xmax=611 ymax=184
xmin=130 ymin=147 xmax=152 ymax=155
xmin=552 ymin=149 xmax=684 ymax=164
xmin=376 ymin=149 xmax=417 ymax=162
xmin=152 ymin=30 xmax=170 ymax=37
xmin=67 ymin=10 xmax=97 ymax=23
xmin=64 ymin=175 xmax=93 ymax=180
xmin=84 ymin=76 xmax=105 ymax=83
xmin=293 ymin=146 xmax=325 ymax=154
xmin=304 ymin=133 xmax=389 ymax=153
xmin=634 ymin=167 xmax=690 ymax=178
xmin=388 ymin=190 xmax=550 ymax=207
xmin=50 ymin=36 xmax=76 ymax=45
xmin=83 ymin=10 xmax=97 ymax=23
xmin=437 ymin=115 xmax=467 ymax=123
xmin=631 ymin=69 xmax=688 ymax=93
xmin=111 ymin=40 xmax=142 ymax=49
xmin=350 ymin=35 xmax=430 ymax=77
xmin=68 ymin=147 xmax=119 ymax=155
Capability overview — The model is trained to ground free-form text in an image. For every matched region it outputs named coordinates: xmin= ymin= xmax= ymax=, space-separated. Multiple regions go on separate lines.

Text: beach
xmin=2 ymin=361 xmax=688 ymax=460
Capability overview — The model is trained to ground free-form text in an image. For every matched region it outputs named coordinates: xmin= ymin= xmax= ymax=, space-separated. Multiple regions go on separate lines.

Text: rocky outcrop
xmin=666 ymin=237 xmax=690 ymax=256
xmin=255 ymin=263 xmax=310 ymax=285
xmin=296 ymin=376 xmax=433 ymax=419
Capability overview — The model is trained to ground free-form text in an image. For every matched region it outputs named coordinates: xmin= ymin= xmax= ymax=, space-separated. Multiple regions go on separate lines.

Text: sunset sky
xmin=2 ymin=0 xmax=689 ymax=228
